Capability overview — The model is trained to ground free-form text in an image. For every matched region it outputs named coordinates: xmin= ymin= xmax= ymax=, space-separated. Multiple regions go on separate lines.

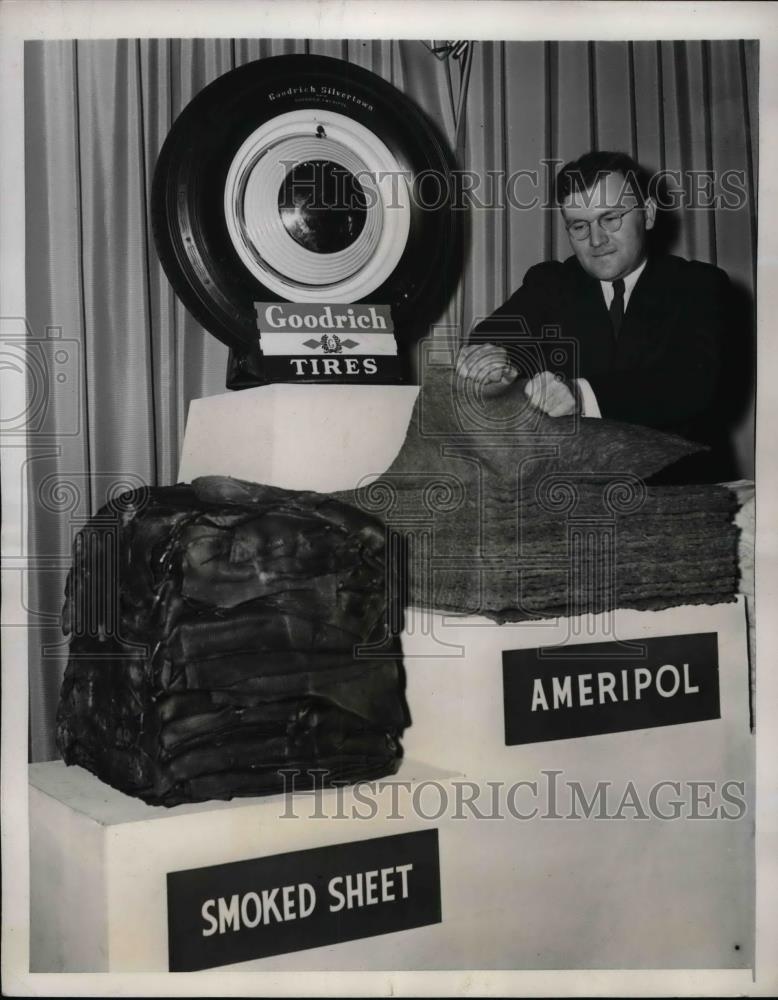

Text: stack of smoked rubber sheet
xmin=56 ymin=481 xmax=408 ymax=806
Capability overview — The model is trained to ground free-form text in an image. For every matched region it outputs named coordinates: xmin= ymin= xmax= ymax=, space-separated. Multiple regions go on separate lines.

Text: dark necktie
xmin=609 ymin=278 xmax=625 ymax=337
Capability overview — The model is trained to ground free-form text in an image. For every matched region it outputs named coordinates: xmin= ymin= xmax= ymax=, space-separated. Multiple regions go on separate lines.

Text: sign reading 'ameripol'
xmin=502 ymin=632 xmax=721 ymax=745
xmin=167 ymin=829 xmax=441 ymax=971
xmin=254 ymin=302 xmax=401 ymax=382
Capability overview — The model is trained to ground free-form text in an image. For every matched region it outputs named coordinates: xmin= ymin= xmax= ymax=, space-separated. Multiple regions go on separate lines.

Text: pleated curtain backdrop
xmin=24 ymin=39 xmax=757 ymax=761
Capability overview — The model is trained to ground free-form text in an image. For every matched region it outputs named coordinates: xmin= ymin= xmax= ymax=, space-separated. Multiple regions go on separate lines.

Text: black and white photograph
xmin=1 ymin=1 xmax=776 ymax=995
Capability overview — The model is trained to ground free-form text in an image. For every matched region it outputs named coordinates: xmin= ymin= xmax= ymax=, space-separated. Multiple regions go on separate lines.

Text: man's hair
xmin=554 ymin=151 xmax=651 ymax=205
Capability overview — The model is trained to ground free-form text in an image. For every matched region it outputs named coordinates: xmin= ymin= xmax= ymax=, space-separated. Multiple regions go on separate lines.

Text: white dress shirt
xmin=599 ymin=257 xmax=648 ymax=310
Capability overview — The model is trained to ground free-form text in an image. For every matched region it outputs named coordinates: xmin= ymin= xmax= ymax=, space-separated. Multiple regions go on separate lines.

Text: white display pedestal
xmin=30 ymin=385 xmax=753 ymax=972
xmin=178 ymin=383 xmax=419 ymax=490
xmin=400 ymin=598 xmax=753 ymax=971
xmin=29 ymin=758 xmax=457 ymax=973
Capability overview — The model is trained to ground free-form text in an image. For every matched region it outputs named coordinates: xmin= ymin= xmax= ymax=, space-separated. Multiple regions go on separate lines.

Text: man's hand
xmin=455 ymin=344 xmax=518 ymax=398
xmin=524 ymin=371 xmax=579 ymax=416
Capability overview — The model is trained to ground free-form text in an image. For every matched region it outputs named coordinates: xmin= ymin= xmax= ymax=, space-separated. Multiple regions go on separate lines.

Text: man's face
xmin=561 ymin=171 xmax=656 ymax=281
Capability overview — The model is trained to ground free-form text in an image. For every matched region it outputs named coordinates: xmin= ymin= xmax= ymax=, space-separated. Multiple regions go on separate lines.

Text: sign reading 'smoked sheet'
xmin=167 ymin=829 xmax=441 ymax=971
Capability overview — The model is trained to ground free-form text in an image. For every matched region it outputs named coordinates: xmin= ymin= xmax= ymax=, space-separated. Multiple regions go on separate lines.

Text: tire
xmin=151 ymin=54 xmax=460 ymax=362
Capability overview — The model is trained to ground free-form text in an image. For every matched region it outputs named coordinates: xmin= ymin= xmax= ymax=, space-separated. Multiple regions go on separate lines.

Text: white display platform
xmin=178 ymin=383 xmax=419 ymax=491
xmin=31 ymin=598 xmax=753 ymax=973
xmin=401 ymin=598 xmax=752 ymax=778
xmin=400 ymin=598 xmax=754 ymax=971
xmin=29 ymin=758 xmax=457 ymax=973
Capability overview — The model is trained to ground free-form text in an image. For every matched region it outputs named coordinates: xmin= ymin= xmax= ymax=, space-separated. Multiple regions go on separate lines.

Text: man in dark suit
xmin=457 ymin=151 xmax=733 ymax=474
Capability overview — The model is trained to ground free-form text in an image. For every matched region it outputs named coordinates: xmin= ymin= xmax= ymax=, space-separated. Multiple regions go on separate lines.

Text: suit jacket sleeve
xmin=468 ymin=263 xmax=555 ymax=347
xmin=466 ymin=263 xmax=576 ymax=388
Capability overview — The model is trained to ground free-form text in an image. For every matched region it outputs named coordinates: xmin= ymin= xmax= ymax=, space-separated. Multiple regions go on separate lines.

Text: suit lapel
xmin=619 ymin=256 xmax=676 ymax=355
xmin=566 ymin=258 xmax=616 ymax=371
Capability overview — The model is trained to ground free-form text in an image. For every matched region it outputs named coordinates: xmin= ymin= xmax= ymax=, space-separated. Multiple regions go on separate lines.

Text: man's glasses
xmin=565 ymin=205 xmax=641 ymax=242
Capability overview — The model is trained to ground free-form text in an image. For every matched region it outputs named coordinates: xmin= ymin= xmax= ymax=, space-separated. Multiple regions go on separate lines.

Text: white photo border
xmin=1 ymin=2 xmax=776 ymax=996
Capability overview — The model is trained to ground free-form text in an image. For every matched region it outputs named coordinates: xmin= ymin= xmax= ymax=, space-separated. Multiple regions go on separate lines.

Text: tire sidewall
xmin=152 ymin=55 xmax=459 ymax=355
